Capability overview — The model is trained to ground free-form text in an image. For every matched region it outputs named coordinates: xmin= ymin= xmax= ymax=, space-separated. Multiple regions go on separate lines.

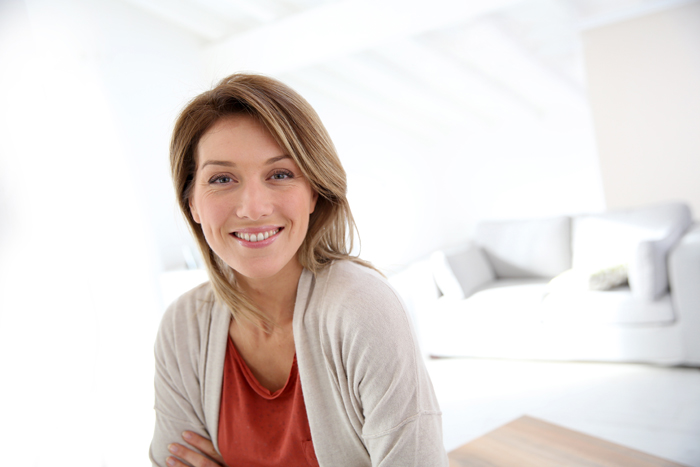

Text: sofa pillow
xmin=475 ymin=216 xmax=571 ymax=279
xmin=430 ymin=244 xmax=495 ymax=299
xmin=572 ymin=202 xmax=692 ymax=301
xmin=589 ymin=264 xmax=629 ymax=291
xmin=430 ymin=250 xmax=464 ymax=300
xmin=547 ymin=265 xmax=628 ymax=294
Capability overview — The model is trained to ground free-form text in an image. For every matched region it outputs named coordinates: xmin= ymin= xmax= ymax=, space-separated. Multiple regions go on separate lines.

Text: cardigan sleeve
xmin=148 ymin=291 xmax=214 ymax=467
xmin=321 ymin=263 xmax=449 ymax=466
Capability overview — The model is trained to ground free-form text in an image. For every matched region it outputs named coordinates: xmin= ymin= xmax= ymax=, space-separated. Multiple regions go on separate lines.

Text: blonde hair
xmin=171 ymin=73 xmax=371 ymax=328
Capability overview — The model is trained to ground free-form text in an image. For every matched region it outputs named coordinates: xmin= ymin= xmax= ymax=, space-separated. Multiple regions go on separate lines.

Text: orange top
xmin=218 ymin=336 xmax=319 ymax=467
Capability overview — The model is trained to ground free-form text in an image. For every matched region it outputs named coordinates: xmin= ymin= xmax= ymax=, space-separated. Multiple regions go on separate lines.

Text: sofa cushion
xmin=572 ymin=202 xmax=692 ymax=301
xmin=475 ymin=216 xmax=572 ymax=279
xmin=542 ymin=285 xmax=675 ymax=325
xmin=430 ymin=244 xmax=495 ymax=299
xmin=437 ymin=278 xmax=549 ymax=324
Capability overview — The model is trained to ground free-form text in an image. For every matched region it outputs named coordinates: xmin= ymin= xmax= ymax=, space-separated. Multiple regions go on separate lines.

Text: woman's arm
xmin=351 ymin=295 xmax=447 ymax=466
xmin=298 ymin=262 xmax=449 ymax=466
xmin=166 ymin=432 xmax=226 ymax=467
xmin=149 ymin=294 xmax=223 ymax=467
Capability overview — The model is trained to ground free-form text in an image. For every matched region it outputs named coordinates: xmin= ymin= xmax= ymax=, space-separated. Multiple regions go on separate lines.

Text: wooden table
xmin=448 ymin=416 xmax=688 ymax=467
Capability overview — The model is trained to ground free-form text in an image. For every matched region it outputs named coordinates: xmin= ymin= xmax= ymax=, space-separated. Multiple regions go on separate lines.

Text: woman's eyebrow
xmin=265 ymin=155 xmax=292 ymax=165
xmin=200 ymin=155 xmax=291 ymax=169
xmin=201 ymin=160 xmax=235 ymax=169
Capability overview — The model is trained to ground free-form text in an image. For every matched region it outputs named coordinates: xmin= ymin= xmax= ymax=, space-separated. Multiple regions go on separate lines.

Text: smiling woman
xmin=150 ymin=73 xmax=448 ymax=467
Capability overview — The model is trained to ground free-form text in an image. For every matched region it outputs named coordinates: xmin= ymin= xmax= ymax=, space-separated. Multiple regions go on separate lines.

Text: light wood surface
xmin=448 ymin=415 xmax=688 ymax=467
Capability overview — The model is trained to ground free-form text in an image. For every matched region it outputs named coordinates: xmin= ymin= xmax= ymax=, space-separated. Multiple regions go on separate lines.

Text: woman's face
xmin=189 ymin=115 xmax=318 ymax=282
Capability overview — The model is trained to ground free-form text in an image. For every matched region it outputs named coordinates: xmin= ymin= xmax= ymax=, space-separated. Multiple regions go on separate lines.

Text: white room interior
xmin=0 ymin=0 xmax=698 ymax=465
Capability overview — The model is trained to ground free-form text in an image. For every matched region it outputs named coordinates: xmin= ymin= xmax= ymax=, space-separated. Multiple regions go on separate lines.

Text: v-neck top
xmin=217 ymin=336 xmax=319 ymax=466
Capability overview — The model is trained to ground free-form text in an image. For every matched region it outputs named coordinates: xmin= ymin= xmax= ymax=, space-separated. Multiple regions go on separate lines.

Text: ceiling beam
xmin=203 ymin=0 xmax=522 ymax=80
xmin=120 ymin=0 xmax=233 ymax=41
xmin=317 ymin=52 xmax=487 ymax=135
xmin=418 ymin=19 xmax=590 ymax=121
xmin=280 ymin=65 xmax=447 ymax=139
xmin=578 ymin=0 xmax=698 ymax=30
xmin=190 ymin=0 xmax=282 ymax=23
xmin=373 ymin=37 xmax=537 ymax=125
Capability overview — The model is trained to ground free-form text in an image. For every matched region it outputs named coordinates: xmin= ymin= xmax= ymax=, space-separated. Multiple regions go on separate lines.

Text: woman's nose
xmin=235 ymin=181 xmax=273 ymax=220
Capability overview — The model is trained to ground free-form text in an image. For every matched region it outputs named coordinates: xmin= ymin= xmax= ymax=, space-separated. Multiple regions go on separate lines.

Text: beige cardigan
xmin=149 ymin=260 xmax=448 ymax=466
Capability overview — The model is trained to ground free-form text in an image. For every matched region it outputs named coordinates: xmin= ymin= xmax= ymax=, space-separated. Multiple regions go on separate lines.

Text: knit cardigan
xmin=149 ymin=260 xmax=448 ymax=466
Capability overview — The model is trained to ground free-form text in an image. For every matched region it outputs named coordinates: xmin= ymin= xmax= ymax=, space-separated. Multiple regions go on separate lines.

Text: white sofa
xmin=390 ymin=202 xmax=700 ymax=366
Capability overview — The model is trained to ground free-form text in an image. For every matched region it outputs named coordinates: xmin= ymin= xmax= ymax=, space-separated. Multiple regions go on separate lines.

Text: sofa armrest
xmin=669 ymin=222 xmax=700 ymax=365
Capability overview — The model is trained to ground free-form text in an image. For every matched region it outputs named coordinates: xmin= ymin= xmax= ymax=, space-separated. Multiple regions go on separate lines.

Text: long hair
xmin=171 ymin=73 xmax=371 ymax=328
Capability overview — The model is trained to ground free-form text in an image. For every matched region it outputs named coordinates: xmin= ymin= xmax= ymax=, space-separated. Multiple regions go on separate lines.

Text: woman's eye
xmin=271 ymin=170 xmax=293 ymax=181
xmin=209 ymin=175 xmax=232 ymax=184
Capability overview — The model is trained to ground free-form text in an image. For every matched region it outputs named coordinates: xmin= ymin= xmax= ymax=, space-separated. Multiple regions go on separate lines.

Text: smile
xmin=233 ymin=228 xmax=280 ymax=243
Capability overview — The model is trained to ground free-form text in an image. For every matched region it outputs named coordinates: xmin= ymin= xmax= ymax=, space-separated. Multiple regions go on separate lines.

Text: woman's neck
xmin=234 ymin=258 xmax=303 ymax=328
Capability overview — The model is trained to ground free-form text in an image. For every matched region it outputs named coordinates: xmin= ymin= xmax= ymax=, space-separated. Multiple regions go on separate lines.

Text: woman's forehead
xmin=196 ymin=115 xmax=286 ymax=165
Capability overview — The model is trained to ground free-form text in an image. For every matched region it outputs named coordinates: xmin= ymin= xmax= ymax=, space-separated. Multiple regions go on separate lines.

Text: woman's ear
xmin=309 ymin=190 xmax=318 ymax=214
xmin=189 ymin=198 xmax=201 ymax=224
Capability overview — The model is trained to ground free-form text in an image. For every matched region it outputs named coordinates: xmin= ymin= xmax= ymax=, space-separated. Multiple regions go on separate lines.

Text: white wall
xmin=583 ymin=1 xmax=700 ymax=215
xmin=0 ymin=0 xmax=205 ymax=465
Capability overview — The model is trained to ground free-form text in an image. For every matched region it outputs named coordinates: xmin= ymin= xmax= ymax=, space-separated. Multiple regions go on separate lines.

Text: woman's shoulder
xmin=156 ymin=281 xmax=227 ymax=352
xmin=306 ymin=261 xmax=421 ymax=373
xmin=321 ymin=260 xmax=391 ymax=296
xmin=161 ymin=281 xmax=215 ymax=323
xmin=315 ymin=260 xmax=408 ymax=321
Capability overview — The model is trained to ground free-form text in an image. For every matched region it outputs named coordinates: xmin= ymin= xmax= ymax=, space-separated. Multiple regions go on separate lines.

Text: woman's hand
xmin=166 ymin=431 xmax=226 ymax=467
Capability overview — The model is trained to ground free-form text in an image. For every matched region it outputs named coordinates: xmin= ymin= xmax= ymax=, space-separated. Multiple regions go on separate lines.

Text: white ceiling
xmin=116 ymin=0 xmax=691 ymax=136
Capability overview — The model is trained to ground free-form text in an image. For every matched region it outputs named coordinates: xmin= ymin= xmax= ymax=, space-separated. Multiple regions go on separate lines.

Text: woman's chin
xmin=230 ymin=257 xmax=302 ymax=284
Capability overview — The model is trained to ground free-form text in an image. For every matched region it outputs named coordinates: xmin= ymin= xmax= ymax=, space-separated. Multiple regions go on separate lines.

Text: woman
xmin=150 ymin=73 xmax=448 ymax=466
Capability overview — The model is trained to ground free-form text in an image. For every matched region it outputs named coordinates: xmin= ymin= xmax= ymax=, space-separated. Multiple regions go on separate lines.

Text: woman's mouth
xmin=233 ymin=228 xmax=281 ymax=243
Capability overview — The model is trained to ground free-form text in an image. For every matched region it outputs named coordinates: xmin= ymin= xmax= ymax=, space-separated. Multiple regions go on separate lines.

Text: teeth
xmin=235 ymin=229 xmax=279 ymax=242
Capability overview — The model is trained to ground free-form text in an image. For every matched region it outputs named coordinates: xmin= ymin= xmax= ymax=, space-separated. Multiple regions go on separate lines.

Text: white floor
xmin=425 ymin=357 xmax=700 ymax=466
